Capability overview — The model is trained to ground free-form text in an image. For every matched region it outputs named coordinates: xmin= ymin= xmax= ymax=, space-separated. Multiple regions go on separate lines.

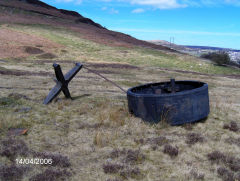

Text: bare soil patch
xmin=24 ymin=46 xmax=44 ymax=54
xmin=0 ymin=28 xmax=60 ymax=59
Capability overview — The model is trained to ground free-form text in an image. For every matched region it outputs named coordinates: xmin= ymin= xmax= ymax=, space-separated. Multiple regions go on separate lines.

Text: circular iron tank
xmin=127 ymin=80 xmax=210 ymax=125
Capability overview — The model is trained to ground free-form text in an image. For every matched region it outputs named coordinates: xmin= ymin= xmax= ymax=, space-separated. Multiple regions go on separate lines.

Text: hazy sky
xmin=41 ymin=0 xmax=240 ymax=49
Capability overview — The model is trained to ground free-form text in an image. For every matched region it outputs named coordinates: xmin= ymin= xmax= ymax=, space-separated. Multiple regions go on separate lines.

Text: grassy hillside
xmin=3 ymin=23 xmax=240 ymax=76
xmin=0 ymin=23 xmax=240 ymax=181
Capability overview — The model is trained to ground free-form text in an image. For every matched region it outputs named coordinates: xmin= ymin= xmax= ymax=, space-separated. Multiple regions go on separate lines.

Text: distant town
xmin=150 ymin=40 xmax=240 ymax=65
xmin=182 ymin=45 xmax=240 ymax=65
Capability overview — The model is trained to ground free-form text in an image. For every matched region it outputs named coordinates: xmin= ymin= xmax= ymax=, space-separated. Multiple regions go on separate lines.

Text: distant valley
xmin=150 ymin=40 xmax=240 ymax=65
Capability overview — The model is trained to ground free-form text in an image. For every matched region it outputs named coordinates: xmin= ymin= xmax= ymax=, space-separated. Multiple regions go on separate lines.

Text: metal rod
xmin=83 ymin=66 xmax=126 ymax=93
xmin=170 ymin=78 xmax=176 ymax=93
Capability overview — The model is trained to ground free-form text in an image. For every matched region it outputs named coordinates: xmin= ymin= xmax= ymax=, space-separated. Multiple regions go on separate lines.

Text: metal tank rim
xmin=127 ymin=80 xmax=208 ymax=97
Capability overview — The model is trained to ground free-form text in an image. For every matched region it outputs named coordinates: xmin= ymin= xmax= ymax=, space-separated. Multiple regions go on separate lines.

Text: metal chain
xmin=83 ymin=65 xmax=127 ymax=93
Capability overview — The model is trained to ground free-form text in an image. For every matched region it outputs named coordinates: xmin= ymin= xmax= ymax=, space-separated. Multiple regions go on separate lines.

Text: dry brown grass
xmin=0 ymin=61 xmax=239 ymax=180
xmin=96 ymin=102 xmax=129 ymax=128
xmin=94 ymin=130 xmax=111 ymax=148
xmin=0 ymin=23 xmax=240 ymax=181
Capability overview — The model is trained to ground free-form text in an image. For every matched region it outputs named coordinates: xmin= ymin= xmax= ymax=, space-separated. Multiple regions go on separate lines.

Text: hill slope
xmin=0 ymin=0 xmax=172 ymax=56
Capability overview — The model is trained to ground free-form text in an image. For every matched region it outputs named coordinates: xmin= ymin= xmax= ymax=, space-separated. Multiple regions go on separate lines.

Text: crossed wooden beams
xmin=43 ymin=62 xmax=83 ymax=104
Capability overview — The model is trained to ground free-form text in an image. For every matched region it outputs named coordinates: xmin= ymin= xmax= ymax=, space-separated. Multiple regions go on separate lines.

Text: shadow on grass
xmin=72 ymin=94 xmax=91 ymax=100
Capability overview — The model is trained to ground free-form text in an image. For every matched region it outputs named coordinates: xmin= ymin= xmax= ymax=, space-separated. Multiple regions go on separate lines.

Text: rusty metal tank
xmin=127 ymin=79 xmax=210 ymax=125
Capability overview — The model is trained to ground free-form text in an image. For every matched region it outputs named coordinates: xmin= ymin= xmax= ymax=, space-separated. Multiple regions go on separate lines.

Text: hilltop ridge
xmin=0 ymin=0 xmax=172 ymax=52
xmin=0 ymin=0 xmax=103 ymax=28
